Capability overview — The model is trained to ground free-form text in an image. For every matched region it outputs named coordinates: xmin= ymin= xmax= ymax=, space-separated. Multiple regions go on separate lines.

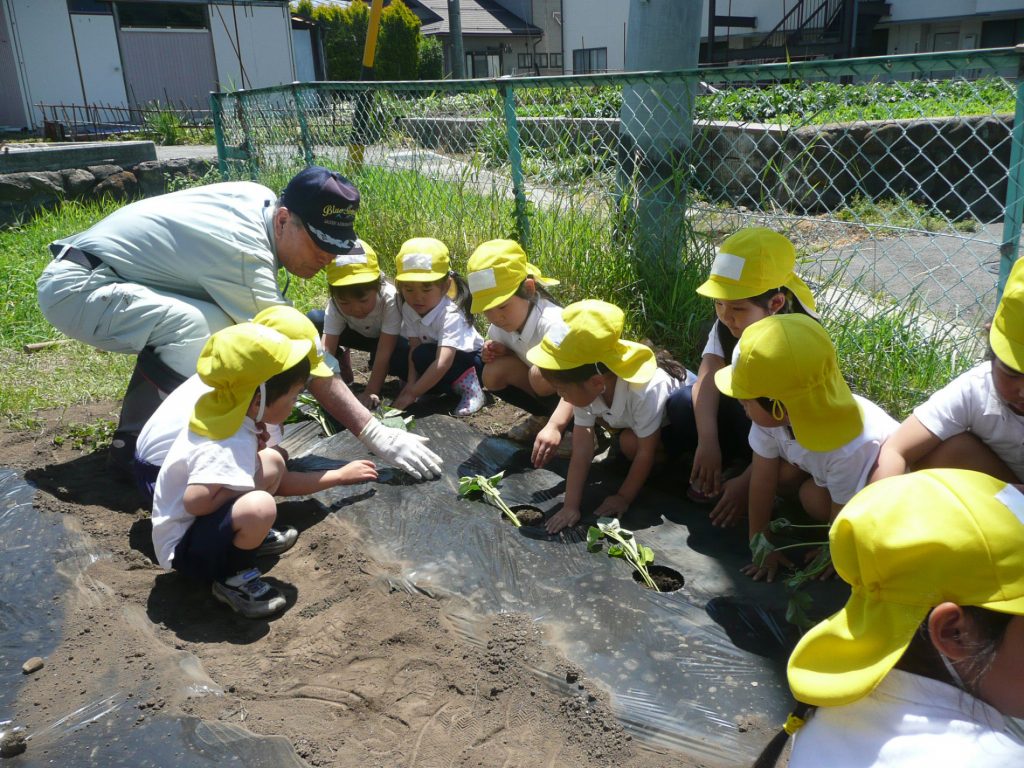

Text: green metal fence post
xmin=998 ymin=47 xmax=1024 ymax=298
xmin=209 ymin=91 xmax=229 ymax=180
xmin=292 ymin=83 xmax=315 ymax=167
xmin=501 ymin=82 xmax=530 ymax=246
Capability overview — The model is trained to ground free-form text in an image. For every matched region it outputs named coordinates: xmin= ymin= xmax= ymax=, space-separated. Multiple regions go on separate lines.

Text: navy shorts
xmin=170 ymin=500 xmax=243 ymax=583
xmin=132 ymin=457 xmax=160 ymax=506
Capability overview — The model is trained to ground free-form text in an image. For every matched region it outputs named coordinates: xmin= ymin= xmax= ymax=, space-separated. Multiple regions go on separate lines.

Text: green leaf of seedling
xmin=750 ymin=532 xmax=776 ymax=567
xmin=786 ymin=590 xmax=815 ymax=630
xmin=458 ymin=475 xmax=481 ymax=496
xmin=768 ymin=517 xmax=793 ymax=533
xmin=586 ymin=526 xmax=604 ymax=547
xmin=639 ymin=545 xmax=655 ymax=565
xmin=802 ymin=545 xmax=832 ymax=580
xmin=487 ymin=471 xmax=505 ymax=486
xmin=606 ymin=543 xmax=625 ymax=560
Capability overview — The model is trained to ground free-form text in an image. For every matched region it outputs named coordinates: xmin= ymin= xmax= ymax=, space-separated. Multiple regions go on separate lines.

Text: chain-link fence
xmin=212 ymin=47 xmax=1024 ymax=417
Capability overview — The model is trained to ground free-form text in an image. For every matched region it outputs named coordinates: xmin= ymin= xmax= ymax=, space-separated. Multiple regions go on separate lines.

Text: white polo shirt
xmin=573 ymin=368 xmax=684 ymax=439
xmin=701 ymin=319 xmax=729 ymax=359
xmin=790 ymin=669 xmax=1024 ymax=768
xmin=323 ymin=281 xmax=402 ymax=339
xmin=486 ymin=297 xmax=563 ymax=363
xmin=749 ymin=395 xmax=897 ymax=504
xmin=400 ymin=296 xmax=483 ymax=353
xmin=151 ymin=419 xmax=259 ymax=569
xmin=136 ymin=374 xmax=282 ymax=467
xmin=914 ymin=361 xmax=1024 ymax=481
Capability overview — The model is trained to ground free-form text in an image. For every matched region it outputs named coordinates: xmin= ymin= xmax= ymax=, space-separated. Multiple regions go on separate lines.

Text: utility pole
xmin=447 ymin=0 xmax=465 ymax=78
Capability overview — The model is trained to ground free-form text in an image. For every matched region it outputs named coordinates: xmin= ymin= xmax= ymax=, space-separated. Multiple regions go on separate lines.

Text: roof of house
xmin=301 ymin=0 xmax=540 ymax=37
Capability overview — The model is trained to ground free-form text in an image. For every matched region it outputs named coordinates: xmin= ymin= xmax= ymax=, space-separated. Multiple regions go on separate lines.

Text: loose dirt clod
xmin=21 ymin=657 xmax=43 ymax=675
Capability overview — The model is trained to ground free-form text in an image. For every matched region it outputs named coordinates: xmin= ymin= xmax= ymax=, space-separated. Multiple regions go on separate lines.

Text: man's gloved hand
xmin=358 ymin=418 xmax=442 ymax=480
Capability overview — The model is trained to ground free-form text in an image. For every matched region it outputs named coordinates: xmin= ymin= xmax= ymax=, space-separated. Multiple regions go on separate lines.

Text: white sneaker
xmin=212 ymin=568 xmax=286 ymax=618
xmin=256 ymin=526 xmax=298 ymax=557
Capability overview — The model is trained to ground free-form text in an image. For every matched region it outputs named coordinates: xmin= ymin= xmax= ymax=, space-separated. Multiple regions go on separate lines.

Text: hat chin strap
xmin=939 ymin=651 xmax=966 ymax=691
xmin=256 ymin=382 xmax=267 ymax=422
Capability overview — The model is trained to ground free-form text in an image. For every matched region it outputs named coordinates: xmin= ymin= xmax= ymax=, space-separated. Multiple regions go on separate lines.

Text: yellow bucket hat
xmin=252 ymin=304 xmax=334 ymax=379
xmin=788 ymin=469 xmax=1024 ymax=708
xmin=466 ymin=239 xmax=560 ymax=314
xmin=696 ymin=228 xmax=818 ymax=318
xmin=990 ymin=256 xmax=1024 ymax=373
xmin=714 ymin=314 xmax=861 ymax=451
xmin=190 ymin=323 xmax=312 ymax=440
xmin=394 ymin=237 xmax=451 ymax=283
xmin=525 ymin=300 xmax=656 ymax=383
xmin=325 ymin=239 xmax=379 ymax=287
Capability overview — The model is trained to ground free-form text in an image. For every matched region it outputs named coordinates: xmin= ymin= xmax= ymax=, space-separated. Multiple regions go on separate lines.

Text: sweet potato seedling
xmin=458 ymin=471 xmax=522 ymax=527
xmin=751 ymin=518 xmax=831 ymax=628
xmin=587 ymin=518 xmax=659 ymax=591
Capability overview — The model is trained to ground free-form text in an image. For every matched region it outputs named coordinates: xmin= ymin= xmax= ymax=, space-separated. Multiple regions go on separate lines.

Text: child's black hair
xmin=513 ymin=276 xmax=560 ymax=307
xmin=751 ymin=606 xmax=1014 ymax=768
xmin=540 ymin=349 xmax=688 ymax=384
xmin=263 ymin=356 xmax=311 ymax=405
xmin=329 ymin=276 xmax=383 ymax=305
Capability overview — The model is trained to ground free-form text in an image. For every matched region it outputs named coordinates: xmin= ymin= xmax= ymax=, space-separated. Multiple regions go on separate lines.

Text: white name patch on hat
xmin=996 ymin=485 xmax=1024 ymax=526
xmin=711 ymin=250 xmax=746 ymax=282
xmin=468 ymin=268 xmax=497 ymax=293
xmin=402 ymin=252 xmax=434 ymax=272
xmin=334 ymin=251 xmax=368 ymax=267
xmin=547 ymin=321 xmax=570 ymax=347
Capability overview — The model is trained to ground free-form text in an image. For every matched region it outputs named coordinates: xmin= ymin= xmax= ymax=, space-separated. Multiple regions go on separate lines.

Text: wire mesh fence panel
xmin=212 ymin=47 xmax=1024 ymax=418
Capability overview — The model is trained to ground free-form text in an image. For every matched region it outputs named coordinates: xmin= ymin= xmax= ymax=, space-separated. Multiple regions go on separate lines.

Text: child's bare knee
xmin=481 ymin=363 xmax=503 ymax=390
xmin=233 ymin=490 xmax=277 ymax=527
xmin=529 ymin=366 xmax=554 ymax=396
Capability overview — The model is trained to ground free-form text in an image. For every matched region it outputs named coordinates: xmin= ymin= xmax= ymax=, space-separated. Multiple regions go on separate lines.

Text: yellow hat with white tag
xmin=394 ymin=237 xmax=451 ymax=283
xmin=191 ymin=323 xmax=312 ymax=440
xmin=788 ymin=469 xmax=1024 ymax=707
xmin=325 ymin=239 xmax=379 ymax=287
xmin=697 ymin=228 xmax=817 ymax=317
xmin=526 ymin=300 xmax=655 ymax=383
xmin=991 ymin=256 xmax=1024 ymax=373
xmin=467 ymin=239 xmax=559 ymax=313
xmin=252 ymin=304 xmax=334 ymax=379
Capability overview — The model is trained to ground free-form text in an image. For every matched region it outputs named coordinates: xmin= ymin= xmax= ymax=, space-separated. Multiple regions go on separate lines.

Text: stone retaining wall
xmin=0 ymin=157 xmax=216 ymax=229
xmin=400 ymin=114 xmax=1011 ymax=221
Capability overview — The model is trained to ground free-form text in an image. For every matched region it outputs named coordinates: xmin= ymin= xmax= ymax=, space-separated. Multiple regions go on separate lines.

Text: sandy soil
xmin=3 ymin=391 xmax=715 ymax=767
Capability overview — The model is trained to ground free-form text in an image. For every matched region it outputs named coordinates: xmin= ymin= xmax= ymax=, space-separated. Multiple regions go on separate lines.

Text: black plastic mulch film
xmin=2 ymin=415 xmax=847 ymax=764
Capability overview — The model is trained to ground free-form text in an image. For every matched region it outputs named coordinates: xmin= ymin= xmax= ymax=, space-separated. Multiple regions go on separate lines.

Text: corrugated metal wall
xmin=0 ymin=0 xmax=27 ymax=128
xmin=118 ymin=28 xmax=217 ymax=109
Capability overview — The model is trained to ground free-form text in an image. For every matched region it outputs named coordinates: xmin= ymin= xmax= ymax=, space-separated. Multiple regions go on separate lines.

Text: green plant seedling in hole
xmin=458 ymin=471 xmax=521 ymax=527
xmin=750 ymin=518 xmax=832 ymax=629
xmin=586 ymin=517 xmax=659 ymax=592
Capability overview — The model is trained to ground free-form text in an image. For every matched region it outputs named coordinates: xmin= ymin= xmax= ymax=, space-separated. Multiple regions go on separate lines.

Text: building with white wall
xmin=0 ymin=0 xmax=297 ymax=132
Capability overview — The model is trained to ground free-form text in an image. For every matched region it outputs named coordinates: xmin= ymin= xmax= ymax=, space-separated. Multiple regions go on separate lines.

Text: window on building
xmin=535 ymin=53 xmax=548 ymax=68
xmin=549 ymin=52 xmax=562 ymax=69
xmin=68 ymin=0 xmax=113 ymax=14
xmin=466 ymin=52 xmax=501 ymax=78
xmin=572 ymin=47 xmax=607 ymax=74
xmin=518 ymin=53 xmax=532 ymax=68
xmin=116 ymin=2 xmax=208 ymax=30
xmin=981 ymin=18 xmax=1024 ymax=48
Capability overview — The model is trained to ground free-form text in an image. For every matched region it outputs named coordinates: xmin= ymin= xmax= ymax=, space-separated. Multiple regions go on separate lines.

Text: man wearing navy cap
xmin=36 ymin=166 xmax=442 ymax=480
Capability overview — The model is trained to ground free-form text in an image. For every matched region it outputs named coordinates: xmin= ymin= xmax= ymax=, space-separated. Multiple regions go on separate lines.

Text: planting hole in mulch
xmin=633 ymin=565 xmax=685 ymax=592
xmin=500 ymin=504 xmax=545 ymax=527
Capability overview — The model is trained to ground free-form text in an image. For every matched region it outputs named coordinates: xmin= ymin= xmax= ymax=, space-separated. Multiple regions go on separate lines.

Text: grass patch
xmin=835 ymin=194 xmax=980 ymax=234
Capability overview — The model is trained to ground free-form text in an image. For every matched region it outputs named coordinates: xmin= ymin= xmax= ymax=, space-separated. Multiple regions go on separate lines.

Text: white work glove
xmin=358 ymin=418 xmax=442 ymax=480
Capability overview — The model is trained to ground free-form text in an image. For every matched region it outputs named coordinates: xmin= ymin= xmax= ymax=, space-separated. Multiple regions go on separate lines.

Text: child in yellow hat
xmin=393 ymin=237 xmax=485 ymax=416
xmin=714 ymin=314 xmax=897 ymax=581
xmin=526 ymin=300 xmax=694 ymax=534
xmin=317 ymin=239 xmax=408 ymax=409
xmin=754 ymin=469 xmax=1024 ymax=768
xmin=151 ymin=323 xmax=377 ymax=618
xmin=466 ymin=239 xmax=564 ymax=446
xmin=875 ymin=256 xmax=1024 ymax=484
xmin=685 ymin=228 xmax=820 ymax=525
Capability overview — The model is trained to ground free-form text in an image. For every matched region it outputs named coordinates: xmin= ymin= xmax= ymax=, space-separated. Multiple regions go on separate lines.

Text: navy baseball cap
xmin=280 ymin=166 xmax=364 ymax=256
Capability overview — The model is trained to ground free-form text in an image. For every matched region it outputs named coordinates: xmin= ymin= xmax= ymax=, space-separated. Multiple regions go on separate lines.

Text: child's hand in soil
xmin=689 ymin=441 xmax=723 ymax=497
xmin=709 ymin=475 xmax=749 ymax=527
xmin=356 ymin=391 xmax=381 ymax=410
xmin=481 ymin=340 xmax=508 ymax=363
xmin=741 ymin=549 xmax=792 ymax=582
xmin=804 ymin=547 xmax=837 ymax=580
xmin=545 ymin=505 xmax=581 ymax=534
xmin=328 ymin=459 xmax=378 ymax=486
xmin=531 ymin=424 xmax=562 ymax=468
xmin=594 ymin=493 xmax=629 ymax=519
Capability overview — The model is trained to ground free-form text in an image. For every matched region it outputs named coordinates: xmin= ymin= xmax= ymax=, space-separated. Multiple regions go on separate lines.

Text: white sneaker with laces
xmin=256 ymin=526 xmax=298 ymax=557
xmin=212 ymin=568 xmax=286 ymax=618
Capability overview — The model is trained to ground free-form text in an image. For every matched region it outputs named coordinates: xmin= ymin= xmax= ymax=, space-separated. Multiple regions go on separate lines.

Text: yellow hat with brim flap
xmin=714 ymin=314 xmax=861 ymax=452
xmin=467 ymin=239 xmax=560 ymax=314
xmin=394 ymin=237 xmax=451 ymax=283
xmin=991 ymin=256 xmax=1024 ymax=373
xmin=526 ymin=299 xmax=656 ymax=384
xmin=788 ymin=469 xmax=1024 ymax=708
xmin=252 ymin=304 xmax=334 ymax=379
xmin=325 ymin=239 xmax=379 ymax=287
xmin=697 ymin=228 xmax=818 ymax=318
xmin=191 ymin=323 xmax=312 ymax=440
